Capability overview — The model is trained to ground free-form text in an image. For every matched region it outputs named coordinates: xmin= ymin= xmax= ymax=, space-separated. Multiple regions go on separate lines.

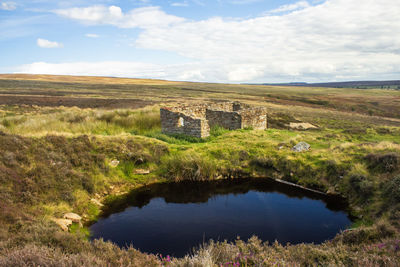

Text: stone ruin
xmin=160 ymin=102 xmax=267 ymax=138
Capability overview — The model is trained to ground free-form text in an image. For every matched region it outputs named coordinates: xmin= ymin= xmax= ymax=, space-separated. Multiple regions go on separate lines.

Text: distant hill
xmin=256 ymin=80 xmax=400 ymax=89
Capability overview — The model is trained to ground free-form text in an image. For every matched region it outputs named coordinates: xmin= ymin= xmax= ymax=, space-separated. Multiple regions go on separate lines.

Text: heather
xmin=0 ymin=75 xmax=399 ymax=266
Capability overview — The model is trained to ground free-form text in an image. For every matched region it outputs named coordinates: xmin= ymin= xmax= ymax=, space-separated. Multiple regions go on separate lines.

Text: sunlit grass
xmin=0 ymin=75 xmax=399 ymax=265
xmin=0 ymin=106 xmax=161 ymax=136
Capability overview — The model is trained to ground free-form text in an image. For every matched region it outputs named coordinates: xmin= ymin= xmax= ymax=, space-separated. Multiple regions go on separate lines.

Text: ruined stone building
xmin=160 ymin=102 xmax=267 ymax=138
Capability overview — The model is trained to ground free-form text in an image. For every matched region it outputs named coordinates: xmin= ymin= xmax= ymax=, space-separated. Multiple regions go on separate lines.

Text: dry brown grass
xmin=0 ymin=74 xmax=399 ymax=266
xmin=1 ymin=74 xmax=399 ymax=119
xmin=0 ymin=73 xmax=181 ymax=86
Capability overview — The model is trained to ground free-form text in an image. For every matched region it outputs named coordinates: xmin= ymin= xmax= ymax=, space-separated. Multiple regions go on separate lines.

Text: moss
xmin=69 ymin=223 xmax=90 ymax=239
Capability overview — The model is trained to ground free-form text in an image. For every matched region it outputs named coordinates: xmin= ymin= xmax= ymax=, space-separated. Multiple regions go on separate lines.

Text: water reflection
xmin=90 ymin=178 xmax=351 ymax=257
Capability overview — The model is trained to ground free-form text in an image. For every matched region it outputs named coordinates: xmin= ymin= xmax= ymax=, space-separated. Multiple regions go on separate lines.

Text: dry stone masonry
xmin=160 ymin=102 xmax=267 ymax=138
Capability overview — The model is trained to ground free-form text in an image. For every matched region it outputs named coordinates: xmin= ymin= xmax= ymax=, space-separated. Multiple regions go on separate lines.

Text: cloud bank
xmin=20 ymin=0 xmax=400 ymax=82
xmin=18 ymin=61 xmax=165 ymax=78
xmin=267 ymin=1 xmax=310 ymax=13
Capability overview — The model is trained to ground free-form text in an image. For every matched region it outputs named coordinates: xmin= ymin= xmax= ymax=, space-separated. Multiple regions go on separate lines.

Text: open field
xmin=1 ymin=74 xmax=400 ymax=119
xmin=0 ymin=74 xmax=399 ymax=266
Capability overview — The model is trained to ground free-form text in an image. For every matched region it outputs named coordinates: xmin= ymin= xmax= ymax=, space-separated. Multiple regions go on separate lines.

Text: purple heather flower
xmin=377 ymin=243 xmax=385 ymax=249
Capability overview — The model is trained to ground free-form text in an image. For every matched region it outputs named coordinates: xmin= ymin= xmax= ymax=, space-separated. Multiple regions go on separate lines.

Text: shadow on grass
xmin=143 ymin=126 xmax=231 ymax=144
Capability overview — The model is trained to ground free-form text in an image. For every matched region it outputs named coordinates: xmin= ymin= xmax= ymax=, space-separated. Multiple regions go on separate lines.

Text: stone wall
xmin=160 ymin=102 xmax=267 ymax=138
xmin=160 ymin=108 xmax=210 ymax=138
xmin=206 ymin=109 xmax=242 ymax=130
xmin=239 ymin=108 xmax=268 ymax=129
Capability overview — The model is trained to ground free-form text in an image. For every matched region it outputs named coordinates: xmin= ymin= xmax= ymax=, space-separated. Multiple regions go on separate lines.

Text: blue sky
xmin=1 ymin=0 xmax=399 ymax=82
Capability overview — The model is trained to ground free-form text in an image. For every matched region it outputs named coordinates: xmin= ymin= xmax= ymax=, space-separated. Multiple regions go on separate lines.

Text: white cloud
xmin=37 ymin=38 xmax=63 ymax=48
xmin=55 ymin=5 xmax=184 ymax=29
xmin=1 ymin=1 xmax=17 ymax=10
xmin=226 ymin=0 xmax=263 ymax=4
xmin=39 ymin=0 xmax=400 ymax=82
xmin=132 ymin=0 xmax=400 ymax=81
xmin=16 ymin=61 xmax=168 ymax=78
xmin=267 ymin=1 xmax=310 ymax=14
xmin=85 ymin=33 xmax=99 ymax=38
xmin=171 ymin=1 xmax=189 ymax=7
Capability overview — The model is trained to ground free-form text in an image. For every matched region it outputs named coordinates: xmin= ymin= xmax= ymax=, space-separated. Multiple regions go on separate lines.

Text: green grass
xmin=0 ymin=106 xmax=161 ymax=136
xmin=69 ymin=223 xmax=90 ymax=239
xmin=0 ymin=75 xmax=399 ymax=266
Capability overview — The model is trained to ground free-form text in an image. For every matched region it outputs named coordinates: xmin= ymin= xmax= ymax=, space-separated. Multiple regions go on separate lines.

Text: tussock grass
xmin=1 ymin=75 xmax=400 ymax=265
xmin=1 ymin=106 xmax=161 ymax=136
xmin=161 ymin=152 xmax=217 ymax=181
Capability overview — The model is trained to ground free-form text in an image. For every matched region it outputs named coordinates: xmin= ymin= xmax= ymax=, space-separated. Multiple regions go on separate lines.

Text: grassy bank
xmin=0 ymin=75 xmax=400 ymax=266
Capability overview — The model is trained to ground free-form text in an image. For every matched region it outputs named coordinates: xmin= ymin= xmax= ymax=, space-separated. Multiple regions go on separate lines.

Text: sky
xmin=0 ymin=0 xmax=399 ymax=83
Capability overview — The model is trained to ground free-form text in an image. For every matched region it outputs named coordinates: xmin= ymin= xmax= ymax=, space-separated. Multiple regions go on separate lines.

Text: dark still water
xmin=90 ymin=179 xmax=351 ymax=257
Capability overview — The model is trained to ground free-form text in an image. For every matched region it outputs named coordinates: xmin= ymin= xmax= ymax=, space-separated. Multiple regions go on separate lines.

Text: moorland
xmin=0 ymin=74 xmax=399 ymax=266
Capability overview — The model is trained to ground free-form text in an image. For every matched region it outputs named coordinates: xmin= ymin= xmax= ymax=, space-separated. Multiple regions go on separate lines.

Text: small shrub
xmin=238 ymin=150 xmax=249 ymax=161
xmin=1 ymin=118 xmax=11 ymax=127
xmin=324 ymin=160 xmax=347 ymax=183
xmin=376 ymin=127 xmax=392 ymax=135
xmin=67 ymin=114 xmax=87 ymax=123
xmin=81 ymin=176 xmax=95 ymax=194
xmin=2 ymin=151 xmax=17 ymax=167
xmin=337 ymin=220 xmax=396 ymax=245
xmin=151 ymin=144 xmax=170 ymax=161
xmin=97 ymin=112 xmax=116 ymax=123
xmin=250 ymin=157 xmax=275 ymax=170
xmin=382 ymin=175 xmax=400 ymax=205
xmin=346 ymin=174 xmax=374 ymax=200
xmin=365 ymin=153 xmax=399 ymax=173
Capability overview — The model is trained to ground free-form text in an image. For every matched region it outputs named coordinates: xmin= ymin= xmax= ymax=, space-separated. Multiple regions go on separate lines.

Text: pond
xmin=90 ymin=178 xmax=352 ymax=257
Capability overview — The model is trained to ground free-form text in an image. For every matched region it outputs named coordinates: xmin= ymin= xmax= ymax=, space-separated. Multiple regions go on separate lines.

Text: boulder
xmin=289 ymin=122 xmax=317 ymax=130
xmin=91 ymin=198 xmax=103 ymax=207
xmin=134 ymin=169 xmax=150 ymax=175
xmin=110 ymin=159 xmax=120 ymax=167
xmin=52 ymin=218 xmax=72 ymax=232
xmin=63 ymin=213 xmax=82 ymax=223
xmin=292 ymin=142 xmax=311 ymax=152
